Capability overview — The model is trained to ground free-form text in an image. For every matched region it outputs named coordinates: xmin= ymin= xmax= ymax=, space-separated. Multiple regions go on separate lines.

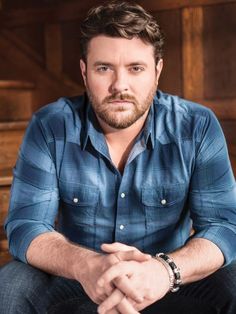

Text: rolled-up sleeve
xmin=189 ymin=110 xmax=236 ymax=265
xmin=4 ymin=115 xmax=59 ymax=263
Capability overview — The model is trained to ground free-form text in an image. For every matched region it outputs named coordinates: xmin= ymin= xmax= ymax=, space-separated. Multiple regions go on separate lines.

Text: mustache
xmin=104 ymin=93 xmax=137 ymax=103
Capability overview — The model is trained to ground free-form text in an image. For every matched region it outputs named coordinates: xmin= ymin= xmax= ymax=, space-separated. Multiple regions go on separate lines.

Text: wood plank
xmin=203 ymin=3 xmax=236 ymax=99
xmin=220 ymin=120 xmax=236 ymax=177
xmin=0 ymin=129 xmax=25 ymax=171
xmin=0 ymin=0 xmax=99 ymax=27
xmin=0 ymin=89 xmax=33 ymax=121
xmin=0 ymin=251 xmax=11 ymax=267
xmin=1 ymin=0 xmax=236 ymax=28
xmin=199 ymin=99 xmax=236 ymax=120
xmin=0 ymin=187 xmax=10 ymax=225
xmin=0 ymin=29 xmax=44 ymax=65
xmin=182 ymin=7 xmax=204 ymax=100
xmin=155 ymin=9 xmax=183 ymax=96
xmin=220 ymin=121 xmax=236 ymax=145
xmin=0 ymin=170 xmax=12 ymax=186
xmin=0 ymin=239 xmax=9 ymax=252
xmin=45 ymin=23 xmax=63 ymax=75
xmin=0 ymin=121 xmax=28 ymax=131
xmin=137 ymin=0 xmax=236 ymax=12
xmin=0 ymin=33 xmax=81 ymax=110
xmin=0 ymin=79 xmax=35 ymax=89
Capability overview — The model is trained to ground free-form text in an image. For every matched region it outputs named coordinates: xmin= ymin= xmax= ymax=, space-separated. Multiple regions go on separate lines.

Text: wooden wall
xmin=141 ymin=0 xmax=236 ymax=174
xmin=0 ymin=0 xmax=236 ymax=265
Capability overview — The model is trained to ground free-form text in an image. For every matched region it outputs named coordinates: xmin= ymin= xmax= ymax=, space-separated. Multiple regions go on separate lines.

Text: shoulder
xmin=35 ymin=94 xmax=85 ymax=123
xmin=30 ymin=94 xmax=87 ymax=142
xmin=154 ymin=91 xmax=219 ymax=143
xmin=155 ymin=90 xmax=214 ymax=119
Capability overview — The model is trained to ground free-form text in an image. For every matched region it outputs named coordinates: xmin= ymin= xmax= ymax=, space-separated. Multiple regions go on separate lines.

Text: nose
xmin=109 ymin=69 xmax=129 ymax=94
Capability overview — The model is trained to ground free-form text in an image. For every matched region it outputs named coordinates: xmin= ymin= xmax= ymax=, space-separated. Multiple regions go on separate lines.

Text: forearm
xmin=169 ymin=237 xmax=224 ymax=285
xmin=97 ymin=239 xmax=224 ymax=313
xmin=26 ymin=231 xmax=98 ymax=281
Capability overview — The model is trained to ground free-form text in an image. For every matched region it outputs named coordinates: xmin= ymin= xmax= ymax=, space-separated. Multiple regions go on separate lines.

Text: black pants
xmin=0 ymin=260 xmax=236 ymax=314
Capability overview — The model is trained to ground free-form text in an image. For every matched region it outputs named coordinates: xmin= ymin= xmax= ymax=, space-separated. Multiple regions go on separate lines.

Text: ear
xmin=155 ymin=59 xmax=163 ymax=82
xmin=80 ymin=59 xmax=87 ymax=87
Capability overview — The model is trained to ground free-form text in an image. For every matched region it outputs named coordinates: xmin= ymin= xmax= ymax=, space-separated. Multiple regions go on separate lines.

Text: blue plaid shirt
xmin=5 ymin=91 xmax=236 ymax=264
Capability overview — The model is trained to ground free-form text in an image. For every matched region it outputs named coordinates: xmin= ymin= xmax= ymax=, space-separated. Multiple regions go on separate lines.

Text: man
xmin=1 ymin=1 xmax=236 ymax=313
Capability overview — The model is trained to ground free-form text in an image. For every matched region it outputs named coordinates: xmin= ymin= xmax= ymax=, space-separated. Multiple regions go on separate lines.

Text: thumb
xmin=101 ymin=243 xmax=151 ymax=262
xmin=115 ymin=249 xmax=151 ymax=262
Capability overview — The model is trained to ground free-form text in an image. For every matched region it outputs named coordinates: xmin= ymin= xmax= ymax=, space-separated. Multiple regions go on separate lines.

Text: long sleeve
xmin=189 ymin=110 xmax=236 ymax=265
xmin=4 ymin=115 xmax=59 ymax=263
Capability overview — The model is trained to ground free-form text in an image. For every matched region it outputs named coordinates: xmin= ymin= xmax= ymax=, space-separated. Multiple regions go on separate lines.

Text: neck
xmin=97 ymin=112 xmax=149 ymax=172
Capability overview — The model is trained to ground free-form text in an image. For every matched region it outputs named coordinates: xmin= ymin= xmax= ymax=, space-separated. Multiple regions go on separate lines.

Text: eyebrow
xmin=93 ymin=61 xmax=148 ymax=67
xmin=93 ymin=62 xmax=113 ymax=67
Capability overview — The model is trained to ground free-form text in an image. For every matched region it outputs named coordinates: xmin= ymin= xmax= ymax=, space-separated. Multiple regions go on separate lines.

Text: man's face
xmin=80 ymin=35 xmax=163 ymax=129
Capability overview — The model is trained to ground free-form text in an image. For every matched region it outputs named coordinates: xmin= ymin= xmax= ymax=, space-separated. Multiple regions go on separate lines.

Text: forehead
xmin=86 ymin=35 xmax=155 ymax=64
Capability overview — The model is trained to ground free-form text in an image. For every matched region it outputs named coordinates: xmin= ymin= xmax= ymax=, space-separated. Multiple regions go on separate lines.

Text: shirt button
xmin=120 ymin=193 xmax=126 ymax=198
xmin=119 ymin=224 xmax=125 ymax=230
xmin=161 ymin=199 xmax=167 ymax=205
xmin=73 ymin=198 xmax=79 ymax=203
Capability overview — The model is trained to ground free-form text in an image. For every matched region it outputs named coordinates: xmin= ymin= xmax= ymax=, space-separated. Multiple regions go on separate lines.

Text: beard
xmin=86 ymin=83 xmax=157 ymax=129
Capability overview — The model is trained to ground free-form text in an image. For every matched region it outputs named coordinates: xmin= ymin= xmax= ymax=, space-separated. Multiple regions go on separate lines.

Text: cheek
xmin=135 ymin=76 xmax=157 ymax=94
xmin=87 ymin=75 xmax=109 ymax=94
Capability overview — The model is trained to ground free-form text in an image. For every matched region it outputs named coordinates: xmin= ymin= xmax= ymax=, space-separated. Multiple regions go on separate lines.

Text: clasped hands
xmin=80 ymin=242 xmax=170 ymax=314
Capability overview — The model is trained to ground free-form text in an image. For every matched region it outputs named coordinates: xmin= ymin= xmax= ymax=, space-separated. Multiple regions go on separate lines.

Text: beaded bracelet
xmin=156 ymin=253 xmax=182 ymax=292
xmin=153 ymin=255 xmax=175 ymax=291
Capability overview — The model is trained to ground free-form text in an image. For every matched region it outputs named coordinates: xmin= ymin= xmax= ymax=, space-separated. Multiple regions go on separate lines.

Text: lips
xmin=108 ymin=100 xmax=133 ymax=104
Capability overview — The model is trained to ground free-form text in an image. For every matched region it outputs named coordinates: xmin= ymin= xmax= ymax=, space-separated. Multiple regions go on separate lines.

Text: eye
xmin=130 ymin=66 xmax=145 ymax=73
xmin=96 ymin=66 xmax=110 ymax=72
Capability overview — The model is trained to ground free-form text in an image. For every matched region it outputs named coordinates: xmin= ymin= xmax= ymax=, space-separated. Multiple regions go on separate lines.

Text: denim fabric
xmin=1 ymin=260 xmax=236 ymax=314
xmin=4 ymin=90 xmax=236 ymax=264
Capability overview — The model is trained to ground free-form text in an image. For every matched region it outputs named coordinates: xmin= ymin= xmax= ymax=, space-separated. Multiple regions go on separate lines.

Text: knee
xmin=216 ymin=261 xmax=236 ymax=313
xmin=0 ymin=260 xmax=50 ymax=313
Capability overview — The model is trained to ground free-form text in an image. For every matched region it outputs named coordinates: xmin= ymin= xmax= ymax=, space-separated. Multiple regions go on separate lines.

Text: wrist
xmin=71 ymin=246 xmax=99 ymax=282
xmin=154 ymin=253 xmax=182 ymax=292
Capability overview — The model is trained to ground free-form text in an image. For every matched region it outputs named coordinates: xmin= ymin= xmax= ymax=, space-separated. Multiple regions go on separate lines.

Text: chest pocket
xmin=142 ymin=184 xmax=186 ymax=228
xmin=59 ymin=180 xmax=99 ymax=224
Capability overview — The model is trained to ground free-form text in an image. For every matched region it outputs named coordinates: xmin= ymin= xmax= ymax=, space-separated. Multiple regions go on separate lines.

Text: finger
xmin=113 ymin=275 xmax=144 ymax=304
xmin=106 ymin=308 xmax=120 ymax=314
xmin=101 ymin=242 xmax=136 ymax=252
xmin=96 ymin=282 xmax=114 ymax=300
xmin=115 ymin=250 xmax=151 ymax=262
xmin=117 ymin=298 xmax=140 ymax=314
xmin=126 ymin=296 xmax=154 ymax=312
xmin=101 ymin=243 xmax=151 ymax=261
xmin=98 ymin=262 xmax=131 ymax=288
xmin=99 ymin=266 xmax=144 ymax=304
xmin=103 ymin=280 xmax=116 ymax=298
xmin=97 ymin=288 xmax=125 ymax=314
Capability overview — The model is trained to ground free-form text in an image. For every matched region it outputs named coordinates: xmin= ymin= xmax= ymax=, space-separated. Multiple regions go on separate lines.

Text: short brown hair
xmin=80 ymin=1 xmax=164 ymax=63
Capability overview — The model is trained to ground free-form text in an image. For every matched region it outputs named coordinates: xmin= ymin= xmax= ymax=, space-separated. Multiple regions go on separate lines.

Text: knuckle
xmin=109 ymin=254 xmax=120 ymax=265
xmin=91 ymin=293 xmax=101 ymax=304
xmin=95 ymin=285 xmax=102 ymax=295
xmin=114 ymin=275 xmax=123 ymax=285
xmin=114 ymin=252 xmax=123 ymax=262
xmin=146 ymin=289 xmax=155 ymax=300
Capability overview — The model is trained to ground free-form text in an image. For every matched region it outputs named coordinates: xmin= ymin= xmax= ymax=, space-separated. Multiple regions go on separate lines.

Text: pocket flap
xmin=142 ymin=184 xmax=186 ymax=207
xmin=60 ymin=181 xmax=99 ymax=206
